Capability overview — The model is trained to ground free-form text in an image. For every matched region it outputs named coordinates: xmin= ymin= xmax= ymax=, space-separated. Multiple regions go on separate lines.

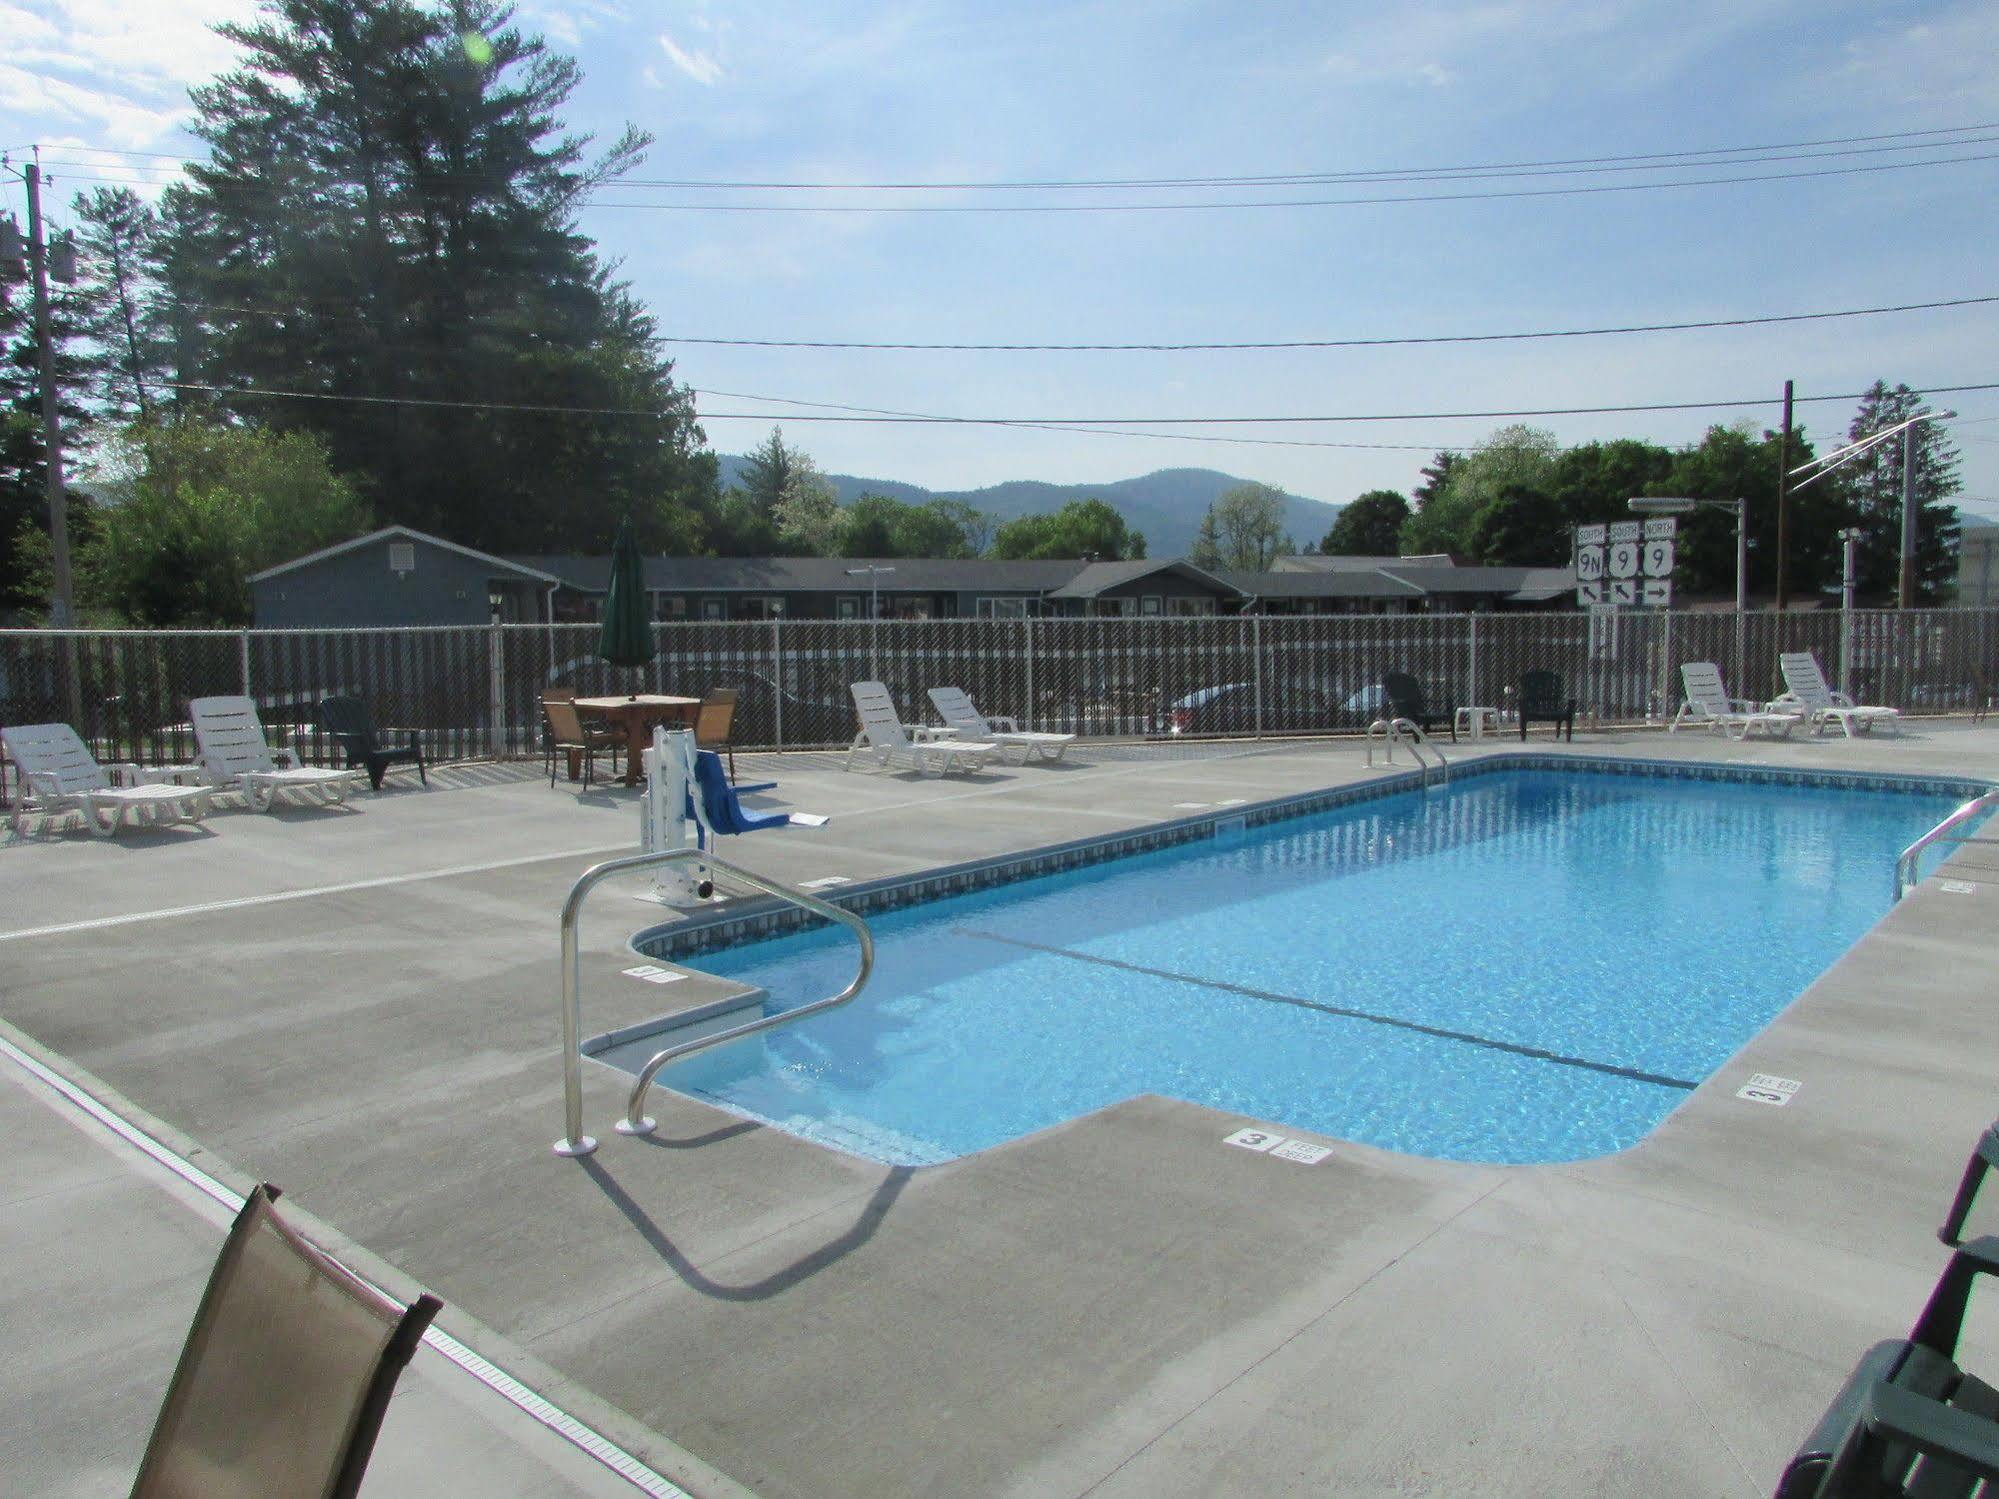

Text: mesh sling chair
xmin=318 ymin=696 xmax=426 ymax=792
xmin=693 ymin=686 xmax=740 ymax=779
xmin=540 ymin=689 xmax=618 ymax=788
xmin=131 ymin=1183 xmax=441 ymax=1499
xmin=1381 ymin=672 xmax=1455 ymax=741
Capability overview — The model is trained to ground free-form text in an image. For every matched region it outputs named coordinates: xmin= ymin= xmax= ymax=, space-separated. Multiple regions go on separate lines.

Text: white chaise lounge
xmin=927 ymin=686 xmax=1075 ymax=763
xmin=1671 ymin=662 xmax=1802 ymax=741
xmin=1774 ymin=652 xmax=1902 ymax=739
xmin=845 ymin=681 xmax=999 ymax=776
xmin=3 ymin=723 xmax=213 ymax=837
xmin=190 ymin=695 xmax=364 ymax=809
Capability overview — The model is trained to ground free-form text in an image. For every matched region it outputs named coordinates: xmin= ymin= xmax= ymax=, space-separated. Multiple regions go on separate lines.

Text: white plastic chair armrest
xmin=21 ymin=768 xmax=63 ymax=797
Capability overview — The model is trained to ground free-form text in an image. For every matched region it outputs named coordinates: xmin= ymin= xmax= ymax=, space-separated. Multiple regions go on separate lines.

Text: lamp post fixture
xmin=844 ymin=564 xmax=895 ymax=678
xmin=1628 ymin=496 xmax=1746 ymax=613
xmin=1786 ymin=408 xmax=1956 ymax=609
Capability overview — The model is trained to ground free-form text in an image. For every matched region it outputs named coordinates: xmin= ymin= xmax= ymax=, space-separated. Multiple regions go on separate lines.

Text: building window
xmin=976 ymin=597 xmax=1027 ymax=620
xmin=837 ymin=596 xmax=861 ymax=620
xmin=1168 ymin=597 xmax=1216 ymax=617
xmin=656 ymin=595 xmax=687 ymax=619
xmin=737 ymin=596 xmax=783 ymax=621
xmin=701 ymin=599 xmax=725 ymax=621
xmin=1139 ymin=595 xmax=1162 ymax=617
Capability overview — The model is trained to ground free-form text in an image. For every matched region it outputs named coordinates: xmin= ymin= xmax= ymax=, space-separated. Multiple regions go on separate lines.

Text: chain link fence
xmin=3 ymin=609 xmax=1994 ymax=794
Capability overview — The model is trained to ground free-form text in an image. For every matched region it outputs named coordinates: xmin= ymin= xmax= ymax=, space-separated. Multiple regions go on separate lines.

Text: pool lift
xmin=550 ymin=727 xmax=863 ymax=1157
xmin=1364 ymin=717 xmax=1450 ymax=789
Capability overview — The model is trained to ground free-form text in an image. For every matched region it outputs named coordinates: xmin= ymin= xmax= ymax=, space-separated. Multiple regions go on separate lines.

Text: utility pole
xmin=1773 ymin=379 xmax=1793 ymax=611
xmin=22 ymin=161 xmax=74 ymax=627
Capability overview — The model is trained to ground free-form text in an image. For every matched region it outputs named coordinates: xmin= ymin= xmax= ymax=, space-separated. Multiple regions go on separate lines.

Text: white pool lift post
xmin=638 ymin=725 xmax=716 ymax=906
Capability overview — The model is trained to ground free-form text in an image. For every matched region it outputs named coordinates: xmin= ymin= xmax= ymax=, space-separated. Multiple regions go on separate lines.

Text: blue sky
xmin=3 ymin=0 xmax=1995 ymax=519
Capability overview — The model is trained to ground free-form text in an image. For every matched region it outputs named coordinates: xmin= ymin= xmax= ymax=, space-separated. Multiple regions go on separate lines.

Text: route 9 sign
xmin=1577 ymin=517 xmax=1675 ymax=607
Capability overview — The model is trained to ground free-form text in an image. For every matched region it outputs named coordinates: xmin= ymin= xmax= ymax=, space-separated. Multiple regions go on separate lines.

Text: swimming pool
xmin=624 ymin=765 xmax=1971 ymax=1166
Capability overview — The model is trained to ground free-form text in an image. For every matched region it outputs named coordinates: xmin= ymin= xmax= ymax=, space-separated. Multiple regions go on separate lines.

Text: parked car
xmin=1151 ymin=682 xmax=1342 ymax=736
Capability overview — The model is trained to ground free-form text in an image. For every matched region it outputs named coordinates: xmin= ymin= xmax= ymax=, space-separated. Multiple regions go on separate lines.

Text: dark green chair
xmin=1775 ymin=1238 xmax=1999 ymax=1498
xmin=1381 ymin=672 xmax=1455 ymax=741
xmin=1941 ymin=1121 xmax=1999 ymax=1246
xmin=1518 ymin=670 xmax=1575 ymax=742
xmin=319 ymin=697 xmax=426 ymax=791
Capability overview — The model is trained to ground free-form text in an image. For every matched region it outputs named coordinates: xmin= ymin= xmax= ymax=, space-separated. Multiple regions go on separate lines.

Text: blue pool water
xmin=648 ymin=769 xmax=1965 ymax=1166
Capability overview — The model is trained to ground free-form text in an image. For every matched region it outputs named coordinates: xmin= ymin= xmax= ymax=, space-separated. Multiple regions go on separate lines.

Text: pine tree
xmin=70 ymin=187 xmax=171 ymax=421
xmin=1840 ymin=381 xmax=1961 ymax=603
xmin=159 ymin=0 xmax=715 ymax=553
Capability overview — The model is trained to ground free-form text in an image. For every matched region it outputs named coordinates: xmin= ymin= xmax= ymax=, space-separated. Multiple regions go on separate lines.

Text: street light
xmin=1628 ymin=496 xmax=1746 ymax=613
xmin=844 ymin=564 xmax=895 ymax=678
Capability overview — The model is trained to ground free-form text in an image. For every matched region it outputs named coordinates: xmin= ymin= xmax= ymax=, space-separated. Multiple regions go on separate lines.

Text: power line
xmin=31 ymin=119 xmax=1999 ymax=191
xmin=138 ymin=290 xmax=1999 ymax=356
xmin=657 ymin=295 xmax=1999 ymax=352
xmin=154 ymin=377 xmax=1999 ymax=426
xmin=36 ymin=145 xmax=1999 ymax=214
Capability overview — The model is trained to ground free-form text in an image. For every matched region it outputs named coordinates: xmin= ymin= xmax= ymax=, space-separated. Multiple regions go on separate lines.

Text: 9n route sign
xmin=1576 ymin=517 xmax=1675 ymax=607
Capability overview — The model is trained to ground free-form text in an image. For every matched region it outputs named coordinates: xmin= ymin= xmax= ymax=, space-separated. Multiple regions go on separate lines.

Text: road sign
xmin=1641 ymin=577 xmax=1672 ymax=607
xmin=1609 ymin=540 xmax=1640 ymax=578
xmin=1577 ymin=578 xmax=1605 ymax=605
xmin=1609 ymin=578 xmax=1638 ymax=606
xmin=1608 ymin=520 xmax=1641 ymax=542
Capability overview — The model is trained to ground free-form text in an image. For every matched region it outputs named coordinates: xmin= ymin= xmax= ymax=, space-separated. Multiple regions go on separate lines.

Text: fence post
xmin=239 ymin=629 xmax=252 ymax=699
xmin=1251 ymin=613 xmax=1264 ymax=738
xmin=1024 ymin=616 xmax=1036 ymax=732
xmin=488 ymin=617 xmax=505 ymax=759
xmin=772 ymin=616 xmax=784 ymax=751
xmin=1466 ymin=613 xmax=1479 ymax=715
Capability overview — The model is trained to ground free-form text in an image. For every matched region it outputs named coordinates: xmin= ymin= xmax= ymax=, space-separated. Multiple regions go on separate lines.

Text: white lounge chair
xmin=927 ymin=686 xmax=1075 ymax=763
xmin=1670 ymin=662 xmax=1802 ymax=741
xmin=845 ymin=681 xmax=1000 ymax=776
xmin=1773 ymin=652 xmax=1902 ymax=739
xmin=3 ymin=723 xmax=214 ymax=837
xmin=190 ymin=696 xmax=363 ymax=810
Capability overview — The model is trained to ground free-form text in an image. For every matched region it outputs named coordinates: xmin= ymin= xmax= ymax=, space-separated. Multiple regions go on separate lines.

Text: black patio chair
xmin=1517 ymin=670 xmax=1575 ymax=742
xmin=131 ymin=1183 xmax=441 ymax=1499
xmin=1773 ymin=1236 xmax=1999 ymax=1498
xmin=1941 ymin=1119 xmax=1999 ymax=1246
xmin=319 ymin=696 xmax=426 ymax=791
xmin=1381 ymin=672 xmax=1455 ymax=741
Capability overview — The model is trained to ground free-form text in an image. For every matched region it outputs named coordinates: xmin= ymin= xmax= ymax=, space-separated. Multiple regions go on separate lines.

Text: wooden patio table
xmin=572 ymin=694 xmax=701 ymax=786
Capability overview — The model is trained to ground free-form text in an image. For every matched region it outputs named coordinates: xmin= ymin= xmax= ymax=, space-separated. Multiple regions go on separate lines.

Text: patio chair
xmin=1518 ymin=670 xmax=1576 ymax=742
xmin=2 ymin=722 xmax=212 ymax=838
xmin=1775 ymin=652 xmax=1903 ymax=739
xmin=928 ymin=685 xmax=1075 ymax=763
xmin=693 ymin=687 xmax=739 ymax=779
xmin=1941 ymin=1120 xmax=1999 ymax=1247
xmin=1773 ymin=1236 xmax=1999 ymax=1498
xmin=130 ymin=1183 xmax=441 ymax=1499
xmin=318 ymin=696 xmax=426 ymax=791
xmin=1381 ymin=672 xmax=1455 ymax=741
xmin=542 ymin=690 xmax=619 ymax=788
xmin=1672 ymin=662 xmax=1803 ymax=741
xmin=845 ymin=681 xmax=1000 ymax=776
xmin=687 ymin=746 xmax=824 ymax=839
xmin=190 ymin=697 xmax=364 ymax=811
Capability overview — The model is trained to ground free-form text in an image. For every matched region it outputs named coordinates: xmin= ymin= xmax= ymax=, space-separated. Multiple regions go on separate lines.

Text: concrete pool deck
xmin=4 ymin=724 xmax=1999 ymax=1496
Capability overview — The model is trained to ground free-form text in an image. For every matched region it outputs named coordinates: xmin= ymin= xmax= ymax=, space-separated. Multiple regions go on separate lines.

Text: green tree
xmin=836 ymin=495 xmax=974 ymax=558
xmin=1402 ymin=425 xmax=1559 ymax=556
xmin=1410 ymin=451 xmax=1458 ymax=516
xmin=733 ymin=427 xmax=802 ymax=520
xmin=769 ymin=453 xmax=841 ymax=555
xmin=1467 ymin=482 xmax=1569 ymax=565
xmin=1189 ymin=481 xmax=1291 ymax=570
xmin=1322 ymin=489 xmax=1408 ymax=555
xmin=83 ymin=418 xmax=370 ymax=625
xmin=931 ymin=499 xmax=996 ymax=556
xmin=70 ymin=187 xmax=171 ymax=422
xmin=990 ymin=498 xmax=1145 ymax=560
xmin=160 ymin=0 xmax=714 ymax=554
xmin=0 ymin=259 xmax=96 ymax=619
xmin=1666 ymin=421 xmax=1836 ymax=601
xmin=1837 ymin=381 xmax=1961 ymax=603
xmin=1547 ymin=439 xmax=1676 ymax=528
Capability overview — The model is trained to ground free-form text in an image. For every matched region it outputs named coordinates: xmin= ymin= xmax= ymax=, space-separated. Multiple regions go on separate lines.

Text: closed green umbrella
xmin=597 ymin=516 xmax=654 ymax=692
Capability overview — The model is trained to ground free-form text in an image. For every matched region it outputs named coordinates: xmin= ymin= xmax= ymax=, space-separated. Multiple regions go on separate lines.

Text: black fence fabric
xmin=2 ymin=610 xmax=1993 ymax=778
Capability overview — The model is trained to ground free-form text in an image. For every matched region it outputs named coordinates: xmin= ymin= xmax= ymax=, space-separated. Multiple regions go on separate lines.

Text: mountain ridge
xmin=715 ymin=457 xmax=1345 ymax=556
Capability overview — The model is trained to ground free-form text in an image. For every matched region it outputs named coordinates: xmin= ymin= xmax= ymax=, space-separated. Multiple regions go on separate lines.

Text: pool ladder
xmin=1365 ymin=717 xmax=1450 ymax=789
xmin=553 ymin=847 xmax=875 ymax=1157
xmin=1893 ymin=788 xmax=1999 ymax=901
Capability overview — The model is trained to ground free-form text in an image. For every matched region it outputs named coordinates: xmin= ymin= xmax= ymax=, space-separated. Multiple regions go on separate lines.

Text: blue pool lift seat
xmin=688 ymin=749 xmax=793 ymax=839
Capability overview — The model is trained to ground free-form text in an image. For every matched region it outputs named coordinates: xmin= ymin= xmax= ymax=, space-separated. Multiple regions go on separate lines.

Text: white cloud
xmin=659 ymin=31 xmax=724 ymax=86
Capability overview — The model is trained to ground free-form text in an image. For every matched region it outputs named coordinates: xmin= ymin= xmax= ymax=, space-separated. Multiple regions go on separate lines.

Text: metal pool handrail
xmin=553 ymin=848 xmax=874 ymax=1157
xmin=1894 ymin=788 xmax=1999 ymax=901
xmin=1366 ymin=717 xmax=1449 ymax=787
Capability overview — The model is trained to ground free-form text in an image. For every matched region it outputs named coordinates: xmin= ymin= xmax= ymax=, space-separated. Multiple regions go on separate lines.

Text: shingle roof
xmin=1220 ymin=569 xmax=1425 ymax=599
xmin=1274 ymin=553 xmax=1455 ymax=573
xmin=1044 ymin=559 xmax=1245 ymax=599
xmin=508 ymin=555 xmax=1089 ymax=594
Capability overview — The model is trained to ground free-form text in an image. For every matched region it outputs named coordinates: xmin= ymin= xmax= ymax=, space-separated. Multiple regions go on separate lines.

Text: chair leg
xmin=1941 ymin=1124 xmax=1999 ymax=1245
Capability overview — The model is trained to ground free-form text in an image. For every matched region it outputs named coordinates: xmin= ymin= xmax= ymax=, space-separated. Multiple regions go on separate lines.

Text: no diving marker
xmin=1736 ymin=1073 xmax=1802 ymax=1107
xmin=1941 ymin=880 xmax=1977 ymax=895
xmin=1223 ymin=1127 xmax=1331 ymax=1164
xmin=621 ymin=964 xmax=686 ymax=986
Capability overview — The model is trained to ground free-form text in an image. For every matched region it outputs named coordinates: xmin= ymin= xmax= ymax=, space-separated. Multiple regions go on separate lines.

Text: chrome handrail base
xmin=614 ymin=1116 xmax=658 ymax=1137
xmin=552 ymin=1135 xmax=599 ymax=1158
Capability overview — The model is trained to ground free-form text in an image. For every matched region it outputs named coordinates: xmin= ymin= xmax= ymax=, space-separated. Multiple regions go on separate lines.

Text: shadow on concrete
xmin=577 ymin=1154 xmax=916 ymax=1303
